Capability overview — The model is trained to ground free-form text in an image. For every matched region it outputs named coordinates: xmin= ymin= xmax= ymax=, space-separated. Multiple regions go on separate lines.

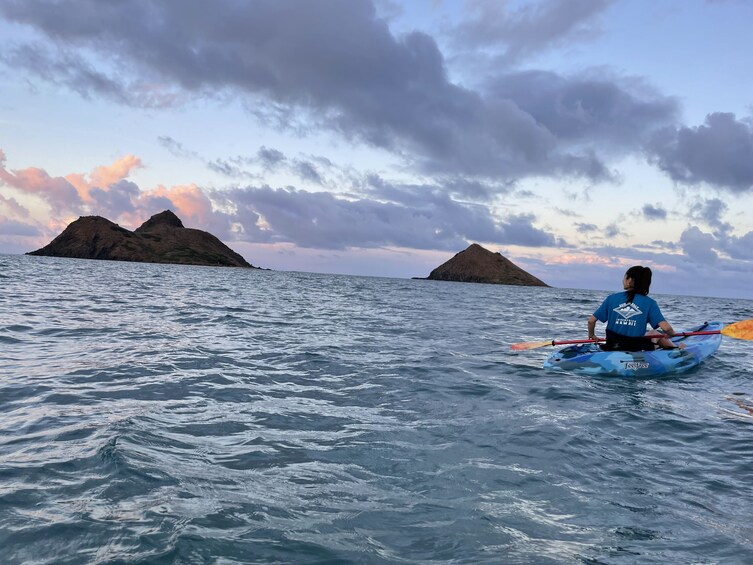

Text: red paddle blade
xmin=722 ymin=319 xmax=753 ymax=340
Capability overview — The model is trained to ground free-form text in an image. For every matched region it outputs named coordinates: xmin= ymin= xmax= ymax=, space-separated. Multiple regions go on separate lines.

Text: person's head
xmin=623 ymin=265 xmax=652 ymax=302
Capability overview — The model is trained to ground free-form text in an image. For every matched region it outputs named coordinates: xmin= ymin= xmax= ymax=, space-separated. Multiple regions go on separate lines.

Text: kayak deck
xmin=543 ymin=322 xmax=723 ymax=377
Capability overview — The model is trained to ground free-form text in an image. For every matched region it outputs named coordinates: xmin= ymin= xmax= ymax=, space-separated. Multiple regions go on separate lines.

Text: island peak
xmin=422 ymin=243 xmax=548 ymax=287
xmin=135 ymin=209 xmax=184 ymax=232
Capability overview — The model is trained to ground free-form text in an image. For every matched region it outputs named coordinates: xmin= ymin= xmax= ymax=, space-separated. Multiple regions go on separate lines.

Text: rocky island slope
xmin=28 ymin=210 xmax=254 ymax=268
xmin=423 ymin=243 xmax=548 ymax=286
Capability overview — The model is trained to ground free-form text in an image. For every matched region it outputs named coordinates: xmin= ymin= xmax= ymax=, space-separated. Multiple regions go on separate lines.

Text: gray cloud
xmin=453 ymin=0 xmax=615 ymax=64
xmin=487 ymin=70 xmax=678 ymax=155
xmin=88 ymin=180 xmax=140 ymax=216
xmin=723 ymin=231 xmax=753 ymax=261
xmin=0 ymin=0 xmax=678 ymax=184
xmin=680 ymin=226 xmax=719 ymax=264
xmin=1 ymin=43 xmax=181 ymax=108
xmin=157 ymin=136 xmax=338 ymax=185
xmin=576 ymin=222 xmax=598 ymax=233
xmin=647 ymin=112 xmax=753 ymax=192
xmin=555 ymin=208 xmax=581 ymax=218
xmin=0 ymin=217 xmax=40 ymax=236
xmin=158 ymin=136 xmax=201 ymax=160
xmin=292 ymin=160 xmax=324 ymax=185
xmin=677 ymin=224 xmax=753 ymax=264
xmin=258 ymin=147 xmax=286 ymax=170
xmin=223 ymin=182 xmax=560 ymax=250
xmin=642 ymin=203 xmax=667 ymax=220
xmin=605 ymin=223 xmax=625 ymax=238
xmin=688 ymin=198 xmax=732 ymax=234
xmin=680 ymin=223 xmax=753 ymax=263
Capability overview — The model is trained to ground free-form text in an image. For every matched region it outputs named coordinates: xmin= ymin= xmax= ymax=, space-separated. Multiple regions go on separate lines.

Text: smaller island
xmin=421 ymin=243 xmax=548 ymax=287
xmin=28 ymin=210 xmax=255 ymax=268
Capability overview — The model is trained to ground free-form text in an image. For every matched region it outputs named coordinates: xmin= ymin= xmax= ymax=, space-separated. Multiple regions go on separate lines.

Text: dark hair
xmin=625 ymin=265 xmax=652 ymax=303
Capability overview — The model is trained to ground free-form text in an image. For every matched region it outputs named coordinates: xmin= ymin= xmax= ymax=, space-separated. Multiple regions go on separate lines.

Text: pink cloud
xmin=65 ymin=154 xmax=143 ymax=202
xmin=0 ymin=150 xmax=231 ymax=251
xmin=548 ymin=253 xmax=626 ymax=267
xmin=0 ymin=164 xmax=81 ymax=214
xmin=0 ymin=150 xmax=180 ymax=227
xmin=547 ymin=252 xmax=676 ymax=273
xmin=1 ymin=148 xmax=74 ymax=201
xmin=147 ymin=184 xmax=213 ymax=224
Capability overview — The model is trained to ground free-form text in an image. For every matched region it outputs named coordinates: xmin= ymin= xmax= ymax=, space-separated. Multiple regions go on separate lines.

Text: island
xmin=27 ymin=210 xmax=255 ymax=268
xmin=421 ymin=243 xmax=549 ymax=286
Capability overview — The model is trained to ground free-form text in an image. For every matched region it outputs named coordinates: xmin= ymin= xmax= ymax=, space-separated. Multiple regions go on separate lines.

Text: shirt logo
xmin=613 ymin=302 xmax=642 ymax=319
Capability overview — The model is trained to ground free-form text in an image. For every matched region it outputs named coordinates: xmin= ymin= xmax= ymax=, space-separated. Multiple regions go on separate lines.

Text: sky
xmin=1 ymin=0 xmax=753 ymax=299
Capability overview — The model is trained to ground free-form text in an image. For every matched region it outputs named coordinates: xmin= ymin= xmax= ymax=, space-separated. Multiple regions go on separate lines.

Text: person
xmin=587 ymin=266 xmax=684 ymax=351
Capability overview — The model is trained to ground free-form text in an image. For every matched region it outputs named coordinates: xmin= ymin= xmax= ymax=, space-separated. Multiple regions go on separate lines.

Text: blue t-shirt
xmin=593 ymin=292 xmax=665 ymax=338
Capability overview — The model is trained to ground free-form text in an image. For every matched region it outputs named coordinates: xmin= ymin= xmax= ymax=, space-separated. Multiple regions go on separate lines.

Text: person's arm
xmin=657 ymin=320 xmax=676 ymax=337
xmin=588 ymin=315 xmax=598 ymax=340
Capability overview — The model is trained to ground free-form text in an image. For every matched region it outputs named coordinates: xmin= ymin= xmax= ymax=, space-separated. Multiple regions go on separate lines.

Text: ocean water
xmin=2 ymin=254 xmax=753 ymax=565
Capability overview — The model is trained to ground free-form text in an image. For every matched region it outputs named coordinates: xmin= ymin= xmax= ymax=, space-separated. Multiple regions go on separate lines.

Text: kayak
xmin=543 ymin=322 xmax=723 ymax=377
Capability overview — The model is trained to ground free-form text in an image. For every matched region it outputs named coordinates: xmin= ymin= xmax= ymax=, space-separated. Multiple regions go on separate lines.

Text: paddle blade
xmin=510 ymin=340 xmax=553 ymax=351
xmin=722 ymin=319 xmax=753 ymax=341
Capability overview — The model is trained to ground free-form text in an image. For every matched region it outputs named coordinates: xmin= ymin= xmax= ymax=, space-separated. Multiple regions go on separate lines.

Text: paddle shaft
xmin=511 ymin=319 xmax=752 ymax=351
xmin=550 ymin=329 xmax=721 ymax=348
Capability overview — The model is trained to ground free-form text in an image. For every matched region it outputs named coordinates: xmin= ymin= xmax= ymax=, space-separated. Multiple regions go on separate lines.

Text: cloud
xmin=642 ymin=203 xmax=667 ymax=220
xmin=257 ymin=147 xmax=286 ymax=170
xmin=604 ymin=222 xmax=626 ymax=239
xmin=723 ymin=231 xmax=753 ymax=261
xmin=0 ymin=149 xmax=81 ymax=213
xmin=0 ymin=191 xmax=31 ymax=218
xmin=487 ymin=70 xmax=678 ymax=155
xmin=0 ymin=216 xmax=40 ymax=236
xmin=533 ymin=238 xmax=753 ymax=298
xmin=679 ymin=224 xmax=753 ymax=263
xmin=2 ymin=149 xmax=562 ymax=253
xmin=157 ymin=137 xmax=336 ymax=185
xmin=575 ymin=222 xmax=598 ymax=233
xmin=0 ymin=150 xmax=228 ymax=234
xmin=687 ymin=198 xmax=732 ymax=234
xmin=0 ymin=0 xmax=677 ymax=184
xmin=225 ymin=182 xmax=560 ymax=250
xmin=88 ymin=180 xmax=140 ymax=217
xmin=680 ymin=226 xmax=719 ymax=264
xmin=453 ymin=0 xmax=616 ymax=64
xmin=65 ymin=155 xmax=143 ymax=202
xmin=158 ymin=136 xmax=201 ymax=160
xmin=647 ymin=112 xmax=753 ymax=192
xmin=207 ymin=158 xmax=258 ymax=180
xmin=1 ymin=150 xmax=146 ymax=221
xmin=292 ymin=159 xmax=324 ymax=185
xmin=555 ymin=207 xmax=581 ymax=218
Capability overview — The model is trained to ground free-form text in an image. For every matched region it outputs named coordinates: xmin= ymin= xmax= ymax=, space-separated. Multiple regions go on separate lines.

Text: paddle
xmin=510 ymin=319 xmax=753 ymax=351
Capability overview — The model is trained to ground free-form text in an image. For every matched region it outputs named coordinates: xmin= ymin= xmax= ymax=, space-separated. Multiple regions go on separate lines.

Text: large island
xmin=28 ymin=210 xmax=254 ymax=268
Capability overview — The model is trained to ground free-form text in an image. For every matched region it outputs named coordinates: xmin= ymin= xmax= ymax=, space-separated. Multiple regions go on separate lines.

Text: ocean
xmin=2 ymin=254 xmax=753 ymax=564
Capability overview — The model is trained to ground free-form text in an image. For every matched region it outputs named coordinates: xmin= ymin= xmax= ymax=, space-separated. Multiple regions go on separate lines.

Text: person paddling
xmin=587 ymin=266 xmax=684 ymax=351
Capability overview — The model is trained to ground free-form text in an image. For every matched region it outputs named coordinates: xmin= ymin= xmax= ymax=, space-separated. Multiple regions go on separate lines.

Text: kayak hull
xmin=543 ymin=322 xmax=723 ymax=377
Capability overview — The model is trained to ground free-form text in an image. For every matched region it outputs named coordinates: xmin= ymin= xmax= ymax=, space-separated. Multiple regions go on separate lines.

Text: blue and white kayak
xmin=543 ymin=322 xmax=723 ymax=377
